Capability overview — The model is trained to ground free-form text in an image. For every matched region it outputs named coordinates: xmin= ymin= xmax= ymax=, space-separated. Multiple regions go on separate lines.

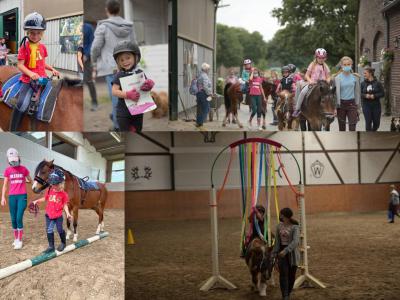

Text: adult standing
xmin=388 ymin=185 xmax=400 ymax=223
xmin=361 ymin=67 xmax=384 ymax=131
xmin=91 ymin=0 xmax=137 ymax=130
xmin=334 ymin=56 xmax=361 ymax=131
xmin=0 ymin=37 xmax=8 ymax=66
xmin=272 ymin=207 xmax=300 ymax=300
xmin=195 ymin=63 xmax=212 ymax=129
xmin=83 ymin=22 xmax=99 ymax=111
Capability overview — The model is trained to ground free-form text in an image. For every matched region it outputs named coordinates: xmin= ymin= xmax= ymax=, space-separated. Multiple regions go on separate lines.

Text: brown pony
xmin=222 ymin=82 xmax=243 ymax=128
xmin=245 ymin=237 xmax=274 ymax=296
xmin=151 ymin=91 xmax=168 ymax=118
xmin=32 ymin=160 xmax=108 ymax=242
xmin=0 ymin=66 xmax=83 ymax=131
xmin=276 ymin=90 xmax=297 ymax=130
xmin=298 ymin=80 xmax=336 ymax=131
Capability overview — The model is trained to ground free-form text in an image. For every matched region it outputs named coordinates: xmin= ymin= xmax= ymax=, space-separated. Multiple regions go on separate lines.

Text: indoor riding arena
xmin=0 ymin=132 xmax=125 ymax=299
xmin=126 ymin=132 xmax=400 ymax=300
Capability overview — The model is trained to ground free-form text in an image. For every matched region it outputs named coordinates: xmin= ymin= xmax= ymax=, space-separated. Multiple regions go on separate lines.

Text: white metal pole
xmin=200 ymin=187 xmax=236 ymax=291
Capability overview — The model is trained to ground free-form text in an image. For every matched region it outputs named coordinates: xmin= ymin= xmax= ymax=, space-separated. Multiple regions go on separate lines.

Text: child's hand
xmin=52 ymin=70 xmax=60 ymax=77
xmin=66 ymin=213 xmax=73 ymax=221
xmin=1 ymin=196 xmax=6 ymax=206
xmin=33 ymin=200 xmax=38 ymax=205
xmin=140 ymin=79 xmax=155 ymax=92
xmin=30 ymin=73 xmax=40 ymax=80
xmin=126 ymin=88 xmax=140 ymax=101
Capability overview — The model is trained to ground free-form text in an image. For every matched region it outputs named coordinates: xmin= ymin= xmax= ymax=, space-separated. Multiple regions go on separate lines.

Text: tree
xmin=269 ymin=0 xmax=358 ymax=68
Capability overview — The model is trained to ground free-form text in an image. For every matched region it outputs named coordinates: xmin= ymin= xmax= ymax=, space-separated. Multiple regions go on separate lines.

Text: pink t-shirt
xmin=4 ymin=166 xmax=30 ymax=195
xmin=249 ymin=77 xmax=264 ymax=96
xmin=307 ymin=62 xmax=330 ymax=83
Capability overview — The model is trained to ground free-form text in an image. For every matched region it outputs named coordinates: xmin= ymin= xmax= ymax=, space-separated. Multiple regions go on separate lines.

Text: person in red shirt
xmin=9 ymin=12 xmax=60 ymax=131
xmin=33 ymin=168 xmax=72 ymax=254
xmin=1 ymin=148 xmax=32 ymax=250
xmin=248 ymin=68 xmax=267 ymax=130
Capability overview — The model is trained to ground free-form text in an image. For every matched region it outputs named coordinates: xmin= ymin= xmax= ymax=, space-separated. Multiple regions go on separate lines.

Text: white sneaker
xmin=12 ymin=239 xmax=17 ymax=246
xmin=248 ymin=121 xmax=253 ymax=130
xmin=258 ymin=126 xmax=263 ymax=131
xmin=14 ymin=240 xmax=23 ymax=250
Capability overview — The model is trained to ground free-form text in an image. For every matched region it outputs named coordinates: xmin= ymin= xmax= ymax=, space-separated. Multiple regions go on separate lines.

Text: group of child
xmin=1 ymin=148 xmax=71 ymax=253
xmin=5 ymin=10 xmax=153 ymax=133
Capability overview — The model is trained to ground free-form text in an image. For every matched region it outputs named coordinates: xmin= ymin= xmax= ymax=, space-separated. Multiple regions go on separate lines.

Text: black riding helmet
xmin=288 ymin=64 xmax=297 ymax=73
xmin=24 ymin=12 xmax=46 ymax=30
xmin=281 ymin=65 xmax=290 ymax=73
xmin=113 ymin=40 xmax=141 ymax=64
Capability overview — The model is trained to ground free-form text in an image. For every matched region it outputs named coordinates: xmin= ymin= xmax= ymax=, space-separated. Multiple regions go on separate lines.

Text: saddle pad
xmin=1 ymin=73 xmax=23 ymax=107
xmin=35 ymin=79 xmax=63 ymax=123
xmin=77 ymin=178 xmax=100 ymax=191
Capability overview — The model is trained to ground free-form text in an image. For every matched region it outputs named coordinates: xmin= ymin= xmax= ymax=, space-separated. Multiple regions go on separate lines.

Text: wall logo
xmin=310 ymin=160 xmax=324 ymax=178
xmin=131 ymin=166 xmax=152 ymax=181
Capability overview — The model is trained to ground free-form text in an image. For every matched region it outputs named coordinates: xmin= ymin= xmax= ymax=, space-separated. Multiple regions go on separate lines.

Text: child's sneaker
xmin=14 ymin=240 xmax=23 ymax=250
xmin=12 ymin=239 xmax=17 ymax=246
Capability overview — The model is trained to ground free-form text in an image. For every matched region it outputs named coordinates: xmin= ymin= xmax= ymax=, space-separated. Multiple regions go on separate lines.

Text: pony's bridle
xmin=34 ymin=174 xmax=50 ymax=192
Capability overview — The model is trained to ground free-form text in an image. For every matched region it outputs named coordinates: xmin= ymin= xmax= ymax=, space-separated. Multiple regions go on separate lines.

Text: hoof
xmin=239 ymin=124 xmax=243 ymax=128
xmin=259 ymin=283 xmax=267 ymax=296
xmin=222 ymin=123 xmax=226 ymax=127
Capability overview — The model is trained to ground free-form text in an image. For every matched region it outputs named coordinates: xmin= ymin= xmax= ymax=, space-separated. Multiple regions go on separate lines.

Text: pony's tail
xmin=224 ymin=82 xmax=232 ymax=110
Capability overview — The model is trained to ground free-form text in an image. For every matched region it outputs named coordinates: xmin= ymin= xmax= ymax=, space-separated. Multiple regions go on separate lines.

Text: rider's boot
xmin=9 ymin=108 xmax=25 ymax=131
xmin=57 ymin=230 xmax=67 ymax=252
xmin=43 ymin=233 xmax=55 ymax=254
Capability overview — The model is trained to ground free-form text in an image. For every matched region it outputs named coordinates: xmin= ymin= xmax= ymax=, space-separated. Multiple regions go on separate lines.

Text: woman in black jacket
xmin=361 ymin=67 xmax=385 ymax=131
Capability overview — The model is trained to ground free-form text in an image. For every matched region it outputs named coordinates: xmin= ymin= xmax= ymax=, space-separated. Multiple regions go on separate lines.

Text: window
xmin=52 ymin=134 xmax=77 ymax=159
xmin=16 ymin=132 xmax=47 ymax=147
xmin=111 ymin=160 xmax=125 ymax=182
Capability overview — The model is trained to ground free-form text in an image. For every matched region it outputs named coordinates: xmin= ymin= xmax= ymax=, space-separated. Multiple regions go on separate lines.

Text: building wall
xmin=0 ymin=133 xmax=106 ymax=181
xmin=388 ymin=7 xmax=400 ymax=115
xmin=126 ymin=183 xmax=399 ymax=221
xmin=24 ymin=0 xmax=83 ymax=19
xmin=358 ymin=0 xmax=386 ymax=62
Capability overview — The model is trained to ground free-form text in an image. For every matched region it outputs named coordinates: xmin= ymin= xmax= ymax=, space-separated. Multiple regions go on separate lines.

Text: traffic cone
xmin=127 ymin=229 xmax=135 ymax=245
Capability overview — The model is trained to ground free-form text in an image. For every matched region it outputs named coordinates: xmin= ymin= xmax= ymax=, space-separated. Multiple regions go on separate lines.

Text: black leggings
xmin=278 ymin=246 xmax=297 ymax=297
xmin=117 ymin=113 xmax=143 ymax=132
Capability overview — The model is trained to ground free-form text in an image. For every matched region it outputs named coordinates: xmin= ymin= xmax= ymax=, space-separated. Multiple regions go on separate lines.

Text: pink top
xmin=4 ymin=166 xmax=30 ymax=195
xmin=249 ymin=77 xmax=264 ymax=96
xmin=307 ymin=62 xmax=330 ymax=83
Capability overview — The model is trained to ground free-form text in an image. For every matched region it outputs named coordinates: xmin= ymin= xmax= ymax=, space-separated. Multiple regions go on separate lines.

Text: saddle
xmin=77 ymin=177 xmax=100 ymax=206
xmin=1 ymin=73 xmax=63 ymax=123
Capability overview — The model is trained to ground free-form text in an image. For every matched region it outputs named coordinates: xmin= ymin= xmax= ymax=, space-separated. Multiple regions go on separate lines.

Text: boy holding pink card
xmin=111 ymin=40 xmax=155 ymax=132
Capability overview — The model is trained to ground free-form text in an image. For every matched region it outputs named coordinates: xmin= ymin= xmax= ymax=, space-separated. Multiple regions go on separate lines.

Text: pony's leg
xmin=94 ymin=206 xmax=104 ymax=234
xmin=251 ymin=270 xmax=259 ymax=292
xmin=233 ymin=113 xmax=243 ymax=128
xmin=72 ymin=208 xmax=79 ymax=242
xmin=66 ymin=218 xmax=72 ymax=240
xmin=259 ymin=268 xmax=268 ymax=296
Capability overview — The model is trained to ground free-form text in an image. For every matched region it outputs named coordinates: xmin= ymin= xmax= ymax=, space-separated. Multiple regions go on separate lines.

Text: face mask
xmin=9 ymin=161 xmax=20 ymax=167
xmin=342 ymin=66 xmax=352 ymax=72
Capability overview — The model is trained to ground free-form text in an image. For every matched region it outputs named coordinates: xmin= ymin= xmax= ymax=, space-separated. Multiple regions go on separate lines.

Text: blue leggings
xmin=45 ymin=214 xmax=64 ymax=234
xmin=9 ymin=194 xmax=27 ymax=229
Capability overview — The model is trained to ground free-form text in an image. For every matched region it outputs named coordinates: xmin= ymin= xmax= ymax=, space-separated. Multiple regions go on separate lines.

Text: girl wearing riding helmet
xmin=277 ymin=66 xmax=294 ymax=93
xmin=111 ymin=40 xmax=154 ymax=132
xmin=241 ymin=58 xmax=253 ymax=95
xmin=10 ymin=12 xmax=60 ymax=131
xmin=334 ymin=56 xmax=361 ymax=131
xmin=1 ymin=148 xmax=32 ymax=250
xmin=248 ymin=68 xmax=267 ymax=130
xmin=241 ymin=204 xmax=266 ymax=257
xmin=33 ymin=168 xmax=72 ymax=254
xmin=292 ymin=48 xmax=331 ymax=117
xmin=272 ymin=207 xmax=300 ymax=300
xmin=287 ymin=64 xmax=302 ymax=93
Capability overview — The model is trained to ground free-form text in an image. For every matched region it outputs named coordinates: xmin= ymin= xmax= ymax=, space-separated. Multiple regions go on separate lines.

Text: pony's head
xmin=32 ymin=159 xmax=55 ymax=193
xmin=315 ymin=80 xmax=336 ymax=120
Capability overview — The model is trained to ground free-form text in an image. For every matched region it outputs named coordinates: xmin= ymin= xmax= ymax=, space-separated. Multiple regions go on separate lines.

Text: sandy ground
xmin=126 ymin=212 xmax=400 ymax=300
xmin=0 ymin=209 xmax=124 ymax=300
